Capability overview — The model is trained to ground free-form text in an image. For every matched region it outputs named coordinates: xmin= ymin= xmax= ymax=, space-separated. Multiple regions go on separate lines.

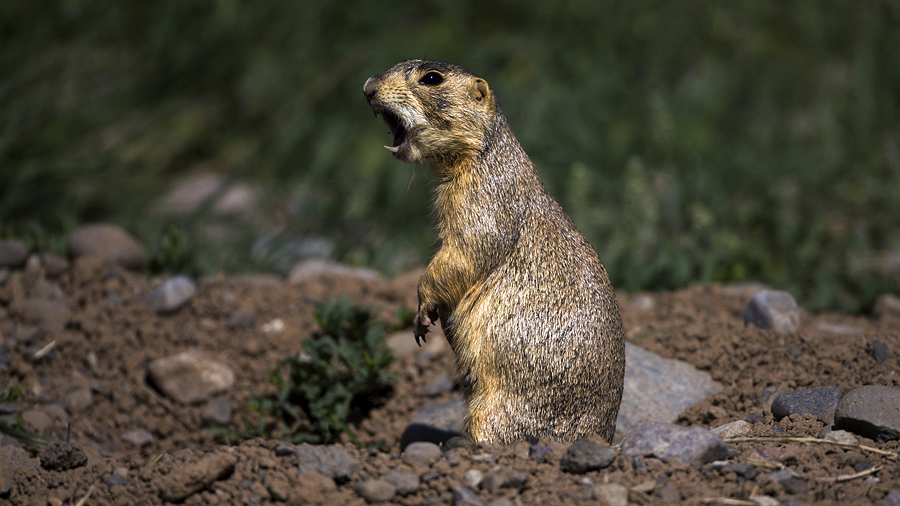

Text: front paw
xmin=413 ymin=310 xmax=437 ymax=346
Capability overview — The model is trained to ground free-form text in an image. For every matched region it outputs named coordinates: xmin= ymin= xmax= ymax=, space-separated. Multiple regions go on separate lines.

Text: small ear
xmin=469 ymin=78 xmax=489 ymax=102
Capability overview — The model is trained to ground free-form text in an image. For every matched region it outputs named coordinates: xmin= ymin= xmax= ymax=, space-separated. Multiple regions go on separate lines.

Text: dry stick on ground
xmin=74 ymin=485 xmax=94 ymax=506
xmin=700 ymin=499 xmax=756 ymax=506
xmin=818 ymin=465 xmax=883 ymax=483
xmin=700 ymin=466 xmax=883 ymax=505
xmin=31 ymin=340 xmax=56 ymax=360
xmin=726 ymin=436 xmax=899 ymax=460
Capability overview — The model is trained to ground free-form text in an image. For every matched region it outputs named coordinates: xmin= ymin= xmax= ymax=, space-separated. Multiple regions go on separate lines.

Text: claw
xmin=415 ymin=333 xmax=427 ymax=346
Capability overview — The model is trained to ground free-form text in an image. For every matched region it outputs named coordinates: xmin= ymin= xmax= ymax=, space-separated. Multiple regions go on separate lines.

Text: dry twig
xmin=726 ymin=436 xmax=898 ymax=460
xmin=74 ymin=485 xmax=94 ymax=506
xmin=699 ymin=498 xmax=756 ymax=505
xmin=816 ymin=465 xmax=883 ymax=483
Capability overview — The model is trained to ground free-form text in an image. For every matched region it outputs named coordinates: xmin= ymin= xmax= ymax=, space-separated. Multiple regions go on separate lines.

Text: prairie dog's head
xmin=363 ymin=60 xmax=498 ymax=166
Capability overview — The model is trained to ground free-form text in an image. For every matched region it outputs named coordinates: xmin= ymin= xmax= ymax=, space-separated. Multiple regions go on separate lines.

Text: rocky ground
xmin=1 ymin=226 xmax=900 ymax=506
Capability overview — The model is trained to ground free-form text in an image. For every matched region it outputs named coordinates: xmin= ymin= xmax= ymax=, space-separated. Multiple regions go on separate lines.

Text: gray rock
xmin=486 ymin=499 xmax=515 ymax=506
xmin=147 ymin=349 xmax=235 ymax=404
xmin=19 ymin=298 xmax=70 ymax=335
xmin=121 ymin=428 xmax=154 ymax=447
xmin=32 ymin=279 xmax=65 ymax=304
xmin=143 ymin=276 xmax=196 ymax=313
xmin=743 ymin=290 xmax=801 ymax=332
xmin=67 ymin=224 xmax=145 ymax=270
xmin=463 ymin=469 xmax=484 ymax=489
xmin=382 ymin=467 xmax=419 ymax=495
xmin=293 ymin=444 xmax=360 ymax=483
xmin=104 ymin=473 xmax=128 ymax=487
xmin=288 ymin=259 xmax=381 ymax=284
xmin=750 ymin=495 xmax=780 ymax=506
xmin=771 ymin=386 xmax=843 ymax=424
xmin=712 ymin=420 xmax=751 ymax=439
xmin=202 ymin=395 xmax=233 ymax=426
xmin=529 ymin=444 xmax=552 ymax=463
xmin=356 ymin=479 xmax=396 ymax=503
xmin=590 ymin=483 xmax=629 ymax=506
xmin=402 ymin=441 xmax=442 ymax=467
xmin=452 ymin=486 xmax=482 ymax=506
xmin=422 ymin=372 xmax=454 ymax=397
xmin=823 ymin=429 xmax=858 ymax=445
xmin=884 ymin=489 xmax=900 ymax=506
xmin=834 ymin=385 xmax=900 ymax=442
xmin=61 ymin=386 xmax=94 ymax=415
xmin=656 ymin=485 xmax=682 ymax=502
xmin=226 ymin=309 xmax=255 ymax=330
xmin=780 ymin=477 xmax=807 ymax=495
xmin=814 ymin=322 xmax=863 ymax=335
xmin=40 ymin=253 xmax=69 ymax=278
xmin=616 ymin=342 xmax=723 ymax=441
xmin=621 ymin=422 xmax=729 ymax=466
xmin=875 ymin=294 xmax=900 ymax=320
xmin=482 ymin=467 xmax=527 ymax=491
xmin=872 ymin=341 xmax=890 ymax=364
xmin=0 ymin=240 xmax=28 ymax=268
xmin=401 ymin=396 xmax=466 ymax=449
xmin=154 ymin=173 xmax=224 ymax=215
xmin=559 ymin=439 xmax=616 ymax=474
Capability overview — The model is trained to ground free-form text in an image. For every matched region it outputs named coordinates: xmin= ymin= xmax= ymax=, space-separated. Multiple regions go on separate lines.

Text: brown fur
xmin=364 ymin=60 xmax=626 ymax=444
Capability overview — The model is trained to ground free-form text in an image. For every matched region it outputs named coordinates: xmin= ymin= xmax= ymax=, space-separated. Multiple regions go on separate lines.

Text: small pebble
xmin=529 ymin=444 xmax=551 ymax=463
xmin=743 ymin=290 xmax=801 ymax=333
xmin=656 ymin=485 xmax=682 ymax=503
xmin=401 ymin=442 xmax=442 ymax=467
xmin=142 ymin=276 xmax=196 ymax=313
xmin=463 ymin=469 xmax=484 ymax=489
xmin=422 ymin=372 xmax=454 ymax=397
xmin=121 ymin=428 xmax=154 ymax=447
xmin=382 ymin=467 xmax=419 ymax=496
xmin=872 ymin=341 xmax=890 ymax=364
xmin=452 ymin=486 xmax=482 ymax=506
xmin=591 ymin=483 xmax=628 ymax=506
xmin=771 ymin=386 xmax=843 ymax=424
xmin=356 ymin=479 xmax=396 ymax=503
xmin=559 ymin=439 xmax=616 ymax=474
xmin=103 ymin=473 xmax=127 ymax=487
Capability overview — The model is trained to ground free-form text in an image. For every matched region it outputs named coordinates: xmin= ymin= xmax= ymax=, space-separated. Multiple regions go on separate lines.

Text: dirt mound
xmin=1 ymin=258 xmax=898 ymax=505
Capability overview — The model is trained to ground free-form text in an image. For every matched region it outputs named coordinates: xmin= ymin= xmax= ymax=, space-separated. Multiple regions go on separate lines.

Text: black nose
xmin=363 ymin=76 xmax=379 ymax=102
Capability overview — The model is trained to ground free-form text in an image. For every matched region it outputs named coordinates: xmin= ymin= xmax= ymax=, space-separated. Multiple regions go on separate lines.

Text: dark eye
xmin=419 ymin=72 xmax=443 ymax=86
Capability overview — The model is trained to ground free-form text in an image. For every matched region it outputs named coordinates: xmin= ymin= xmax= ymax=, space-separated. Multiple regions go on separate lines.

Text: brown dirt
xmin=2 ymin=257 xmax=899 ymax=505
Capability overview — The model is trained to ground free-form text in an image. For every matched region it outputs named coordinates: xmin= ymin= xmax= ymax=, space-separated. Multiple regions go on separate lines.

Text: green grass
xmin=2 ymin=1 xmax=898 ymax=312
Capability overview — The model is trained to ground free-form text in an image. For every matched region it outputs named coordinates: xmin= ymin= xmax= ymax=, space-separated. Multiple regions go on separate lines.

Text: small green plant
xmin=273 ymin=297 xmax=396 ymax=445
xmin=147 ymin=225 xmax=196 ymax=276
xmin=0 ymin=384 xmax=53 ymax=448
xmin=207 ymin=297 xmax=396 ymax=446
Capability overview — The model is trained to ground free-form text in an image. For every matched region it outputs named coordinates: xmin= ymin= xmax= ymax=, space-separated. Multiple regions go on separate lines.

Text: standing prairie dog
xmin=364 ymin=60 xmax=625 ymax=444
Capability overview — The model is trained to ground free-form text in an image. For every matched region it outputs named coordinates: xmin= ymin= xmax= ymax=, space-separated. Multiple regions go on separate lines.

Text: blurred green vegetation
xmin=1 ymin=1 xmax=899 ymax=312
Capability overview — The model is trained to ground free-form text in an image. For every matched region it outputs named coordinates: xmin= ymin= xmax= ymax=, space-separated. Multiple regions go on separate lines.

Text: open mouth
xmin=378 ymin=109 xmax=408 ymax=154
